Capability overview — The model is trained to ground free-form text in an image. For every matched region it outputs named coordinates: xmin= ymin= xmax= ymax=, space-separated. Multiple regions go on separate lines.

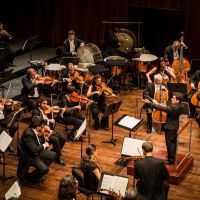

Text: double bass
xmin=171 ymin=32 xmax=191 ymax=91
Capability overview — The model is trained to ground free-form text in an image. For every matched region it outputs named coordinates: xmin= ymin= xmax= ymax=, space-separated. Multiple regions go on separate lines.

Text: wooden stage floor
xmin=0 ymin=90 xmax=200 ymax=200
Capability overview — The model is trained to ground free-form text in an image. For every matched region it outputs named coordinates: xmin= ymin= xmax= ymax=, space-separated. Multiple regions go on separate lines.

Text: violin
xmin=96 ymin=82 xmax=114 ymax=96
xmin=0 ymin=98 xmax=22 ymax=108
xmin=68 ymin=92 xmax=96 ymax=104
xmin=36 ymin=75 xmax=59 ymax=85
xmin=37 ymin=126 xmax=51 ymax=137
xmin=43 ymin=105 xmax=61 ymax=115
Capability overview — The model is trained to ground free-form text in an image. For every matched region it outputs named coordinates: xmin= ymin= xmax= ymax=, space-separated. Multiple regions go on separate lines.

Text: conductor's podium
xmin=127 ymin=150 xmax=194 ymax=185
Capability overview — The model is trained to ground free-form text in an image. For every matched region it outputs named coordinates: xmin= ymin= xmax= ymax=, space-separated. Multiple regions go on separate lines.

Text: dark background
xmin=1 ymin=0 xmax=199 ymax=59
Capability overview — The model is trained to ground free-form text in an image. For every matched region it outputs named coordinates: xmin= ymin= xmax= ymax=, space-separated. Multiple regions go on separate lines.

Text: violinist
xmin=32 ymin=96 xmax=67 ymax=165
xmin=55 ymin=91 xmax=86 ymax=141
xmin=21 ymin=68 xmax=45 ymax=109
xmin=143 ymin=92 xmax=184 ymax=164
xmin=164 ymin=39 xmax=189 ymax=65
xmin=187 ymin=70 xmax=200 ymax=118
xmin=19 ymin=116 xmax=57 ymax=184
xmin=87 ymin=74 xmax=109 ymax=130
xmin=146 ymin=57 xmax=176 ymax=84
xmin=80 ymin=144 xmax=101 ymax=191
xmin=134 ymin=142 xmax=169 ymax=200
xmin=143 ymin=74 xmax=168 ymax=133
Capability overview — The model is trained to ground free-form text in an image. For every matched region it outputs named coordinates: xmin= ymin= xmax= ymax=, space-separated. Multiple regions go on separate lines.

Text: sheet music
xmin=121 ymin=137 xmax=145 ymax=157
xmin=5 ymin=180 xmax=21 ymax=200
xmin=0 ymin=130 xmax=12 ymax=152
xmin=74 ymin=119 xmax=86 ymax=140
xmin=118 ymin=116 xmax=141 ymax=129
xmin=100 ymin=173 xmax=129 ymax=197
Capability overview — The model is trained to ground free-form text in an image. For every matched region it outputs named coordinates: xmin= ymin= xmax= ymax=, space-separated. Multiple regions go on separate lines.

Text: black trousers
xmin=90 ymin=103 xmax=109 ymax=129
xmin=187 ymin=89 xmax=196 ymax=115
xmin=56 ymin=112 xmax=85 ymax=138
xmin=48 ymin=132 xmax=67 ymax=158
xmin=28 ymin=150 xmax=57 ymax=180
xmin=165 ymin=129 xmax=178 ymax=163
xmin=146 ymin=107 xmax=153 ymax=131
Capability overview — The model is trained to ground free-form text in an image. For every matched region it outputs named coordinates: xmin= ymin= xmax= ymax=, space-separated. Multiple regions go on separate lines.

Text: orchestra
xmin=1 ymin=21 xmax=199 ymax=200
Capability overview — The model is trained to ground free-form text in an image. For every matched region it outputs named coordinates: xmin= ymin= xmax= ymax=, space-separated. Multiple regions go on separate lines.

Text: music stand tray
xmin=102 ymin=101 xmax=122 ymax=146
xmin=60 ymin=56 xmax=79 ymax=66
xmin=114 ymin=114 xmax=144 ymax=137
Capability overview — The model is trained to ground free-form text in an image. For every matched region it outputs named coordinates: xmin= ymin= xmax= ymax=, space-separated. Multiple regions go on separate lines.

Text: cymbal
xmin=140 ymin=54 xmax=158 ymax=62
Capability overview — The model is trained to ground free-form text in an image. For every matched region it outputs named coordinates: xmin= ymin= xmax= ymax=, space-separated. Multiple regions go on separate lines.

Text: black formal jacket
xmin=143 ymin=83 xmax=156 ymax=101
xmin=190 ymin=70 xmax=200 ymax=88
xmin=148 ymin=102 xmax=184 ymax=130
xmin=164 ymin=45 xmax=189 ymax=65
xmin=21 ymin=127 xmax=44 ymax=158
xmin=134 ymin=156 xmax=169 ymax=199
xmin=21 ymin=76 xmax=41 ymax=98
xmin=63 ymin=37 xmax=83 ymax=56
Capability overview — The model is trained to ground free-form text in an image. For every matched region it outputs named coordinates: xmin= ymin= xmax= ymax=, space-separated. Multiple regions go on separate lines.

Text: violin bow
xmin=51 ymin=94 xmax=54 ymax=119
xmin=4 ymin=83 xmax=12 ymax=105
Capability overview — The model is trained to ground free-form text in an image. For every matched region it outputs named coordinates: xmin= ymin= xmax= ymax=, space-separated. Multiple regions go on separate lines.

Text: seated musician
xmin=143 ymin=74 xmax=168 ymax=133
xmin=187 ymin=70 xmax=200 ymax=118
xmin=146 ymin=57 xmax=176 ymax=84
xmin=55 ymin=91 xmax=86 ymax=141
xmin=134 ymin=142 xmax=169 ymax=200
xmin=0 ymin=22 xmax=16 ymax=70
xmin=164 ymin=39 xmax=189 ymax=65
xmin=87 ymin=74 xmax=109 ymax=130
xmin=32 ymin=96 xmax=67 ymax=165
xmin=58 ymin=175 xmax=78 ymax=200
xmin=56 ymin=30 xmax=84 ymax=58
xmin=19 ymin=116 xmax=57 ymax=183
xmin=21 ymin=68 xmax=45 ymax=109
xmin=80 ymin=144 xmax=101 ymax=191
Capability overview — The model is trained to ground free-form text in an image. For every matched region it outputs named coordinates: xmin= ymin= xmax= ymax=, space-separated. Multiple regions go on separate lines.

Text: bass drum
xmin=77 ymin=43 xmax=102 ymax=64
xmin=117 ymin=29 xmax=137 ymax=53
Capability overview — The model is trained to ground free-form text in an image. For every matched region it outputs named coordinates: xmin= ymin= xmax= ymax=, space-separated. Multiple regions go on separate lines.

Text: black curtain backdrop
xmin=1 ymin=0 xmax=200 ymax=59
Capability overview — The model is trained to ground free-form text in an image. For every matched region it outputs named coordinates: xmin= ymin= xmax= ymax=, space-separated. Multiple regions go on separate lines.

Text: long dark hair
xmin=58 ymin=175 xmax=77 ymax=200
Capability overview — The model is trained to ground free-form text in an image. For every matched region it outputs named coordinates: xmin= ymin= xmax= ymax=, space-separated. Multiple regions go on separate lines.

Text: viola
xmin=37 ymin=126 xmax=51 ymax=137
xmin=43 ymin=105 xmax=61 ymax=115
xmin=68 ymin=92 xmax=96 ymax=104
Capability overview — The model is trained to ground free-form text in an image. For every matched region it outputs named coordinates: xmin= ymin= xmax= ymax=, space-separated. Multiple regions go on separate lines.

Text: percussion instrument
xmin=105 ymin=55 xmax=127 ymax=76
xmin=140 ymin=54 xmax=158 ymax=62
xmin=117 ymin=28 xmax=137 ymax=53
xmin=45 ymin=64 xmax=66 ymax=79
xmin=77 ymin=43 xmax=102 ymax=63
xmin=132 ymin=57 xmax=147 ymax=73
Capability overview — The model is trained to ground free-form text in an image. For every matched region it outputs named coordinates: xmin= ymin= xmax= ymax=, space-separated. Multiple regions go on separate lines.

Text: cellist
xmin=187 ymin=70 xmax=200 ymax=118
xmin=143 ymin=74 xmax=168 ymax=133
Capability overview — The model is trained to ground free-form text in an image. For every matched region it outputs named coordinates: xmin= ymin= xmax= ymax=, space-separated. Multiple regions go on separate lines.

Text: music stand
xmin=0 ymin=130 xmax=15 ymax=183
xmin=74 ymin=119 xmax=87 ymax=158
xmin=114 ymin=114 xmax=144 ymax=138
xmin=22 ymin=35 xmax=38 ymax=61
xmin=60 ymin=56 xmax=79 ymax=66
xmin=5 ymin=180 xmax=21 ymax=200
xmin=102 ymin=101 xmax=122 ymax=146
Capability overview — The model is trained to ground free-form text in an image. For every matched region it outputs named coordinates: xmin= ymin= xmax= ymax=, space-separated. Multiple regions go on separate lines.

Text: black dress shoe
xmin=147 ymin=128 xmax=152 ymax=134
xmin=164 ymin=160 xmax=174 ymax=165
xmin=56 ymin=158 xmax=66 ymax=166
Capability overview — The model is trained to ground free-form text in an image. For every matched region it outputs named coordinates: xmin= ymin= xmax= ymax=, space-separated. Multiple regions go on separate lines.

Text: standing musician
xmin=80 ymin=144 xmax=101 ymax=191
xmin=187 ymin=70 xmax=200 ymax=118
xmin=21 ymin=68 xmax=45 ymax=109
xmin=146 ymin=57 xmax=176 ymax=84
xmin=87 ymin=74 xmax=109 ymax=130
xmin=32 ymin=96 xmax=67 ymax=165
xmin=144 ymin=92 xmax=184 ymax=164
xmin=143 ymin=74 xmax=168 ymax=133
xmin=62 ymin=30 xmax=84 ymax=57
xmin=55 ymin=92 xmax=86 ymax=141
xmin=134 ymin=142 xmax=169 ymax=200
xmin=19 ymin=116 xmax=57 ymax=183
xmin=164 ymin=39 xmax=189 ymax=65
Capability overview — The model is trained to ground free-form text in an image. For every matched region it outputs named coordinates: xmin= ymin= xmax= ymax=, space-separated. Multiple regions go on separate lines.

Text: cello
xmin=152 ymin=86 xmax=168 ymax=123
xmin=171 ymin=32 xmax=191 ymax=91
xmin=191 ymin=82 xmax=200 ymax=107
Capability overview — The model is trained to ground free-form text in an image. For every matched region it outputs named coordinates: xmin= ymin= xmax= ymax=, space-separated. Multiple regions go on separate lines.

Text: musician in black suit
xmin=143 ymin=74 xmax=168 ymax=133
xmin=187 ymin=70 xmax=200 ymax=118
xmin=32 ymin=96 xmax=67 ymax=165
xmin=144 ymin=92 xmax=184 ymax=164
xmin=20 ymin=116 xmax=57 ymax=183
xmin=164 ymin=40 xmax=189 ymax=65
xmin=134 ymin=142 xmax=169 ymax=200
xmin=21 ymin=68 xmax=44 ymax=109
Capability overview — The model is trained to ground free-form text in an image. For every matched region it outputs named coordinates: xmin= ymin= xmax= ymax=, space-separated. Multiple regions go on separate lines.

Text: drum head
xmin=117 ymin=29 xmax=137 ymax=53
xmin=77 ymin=43 xmax=102 ymax=63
